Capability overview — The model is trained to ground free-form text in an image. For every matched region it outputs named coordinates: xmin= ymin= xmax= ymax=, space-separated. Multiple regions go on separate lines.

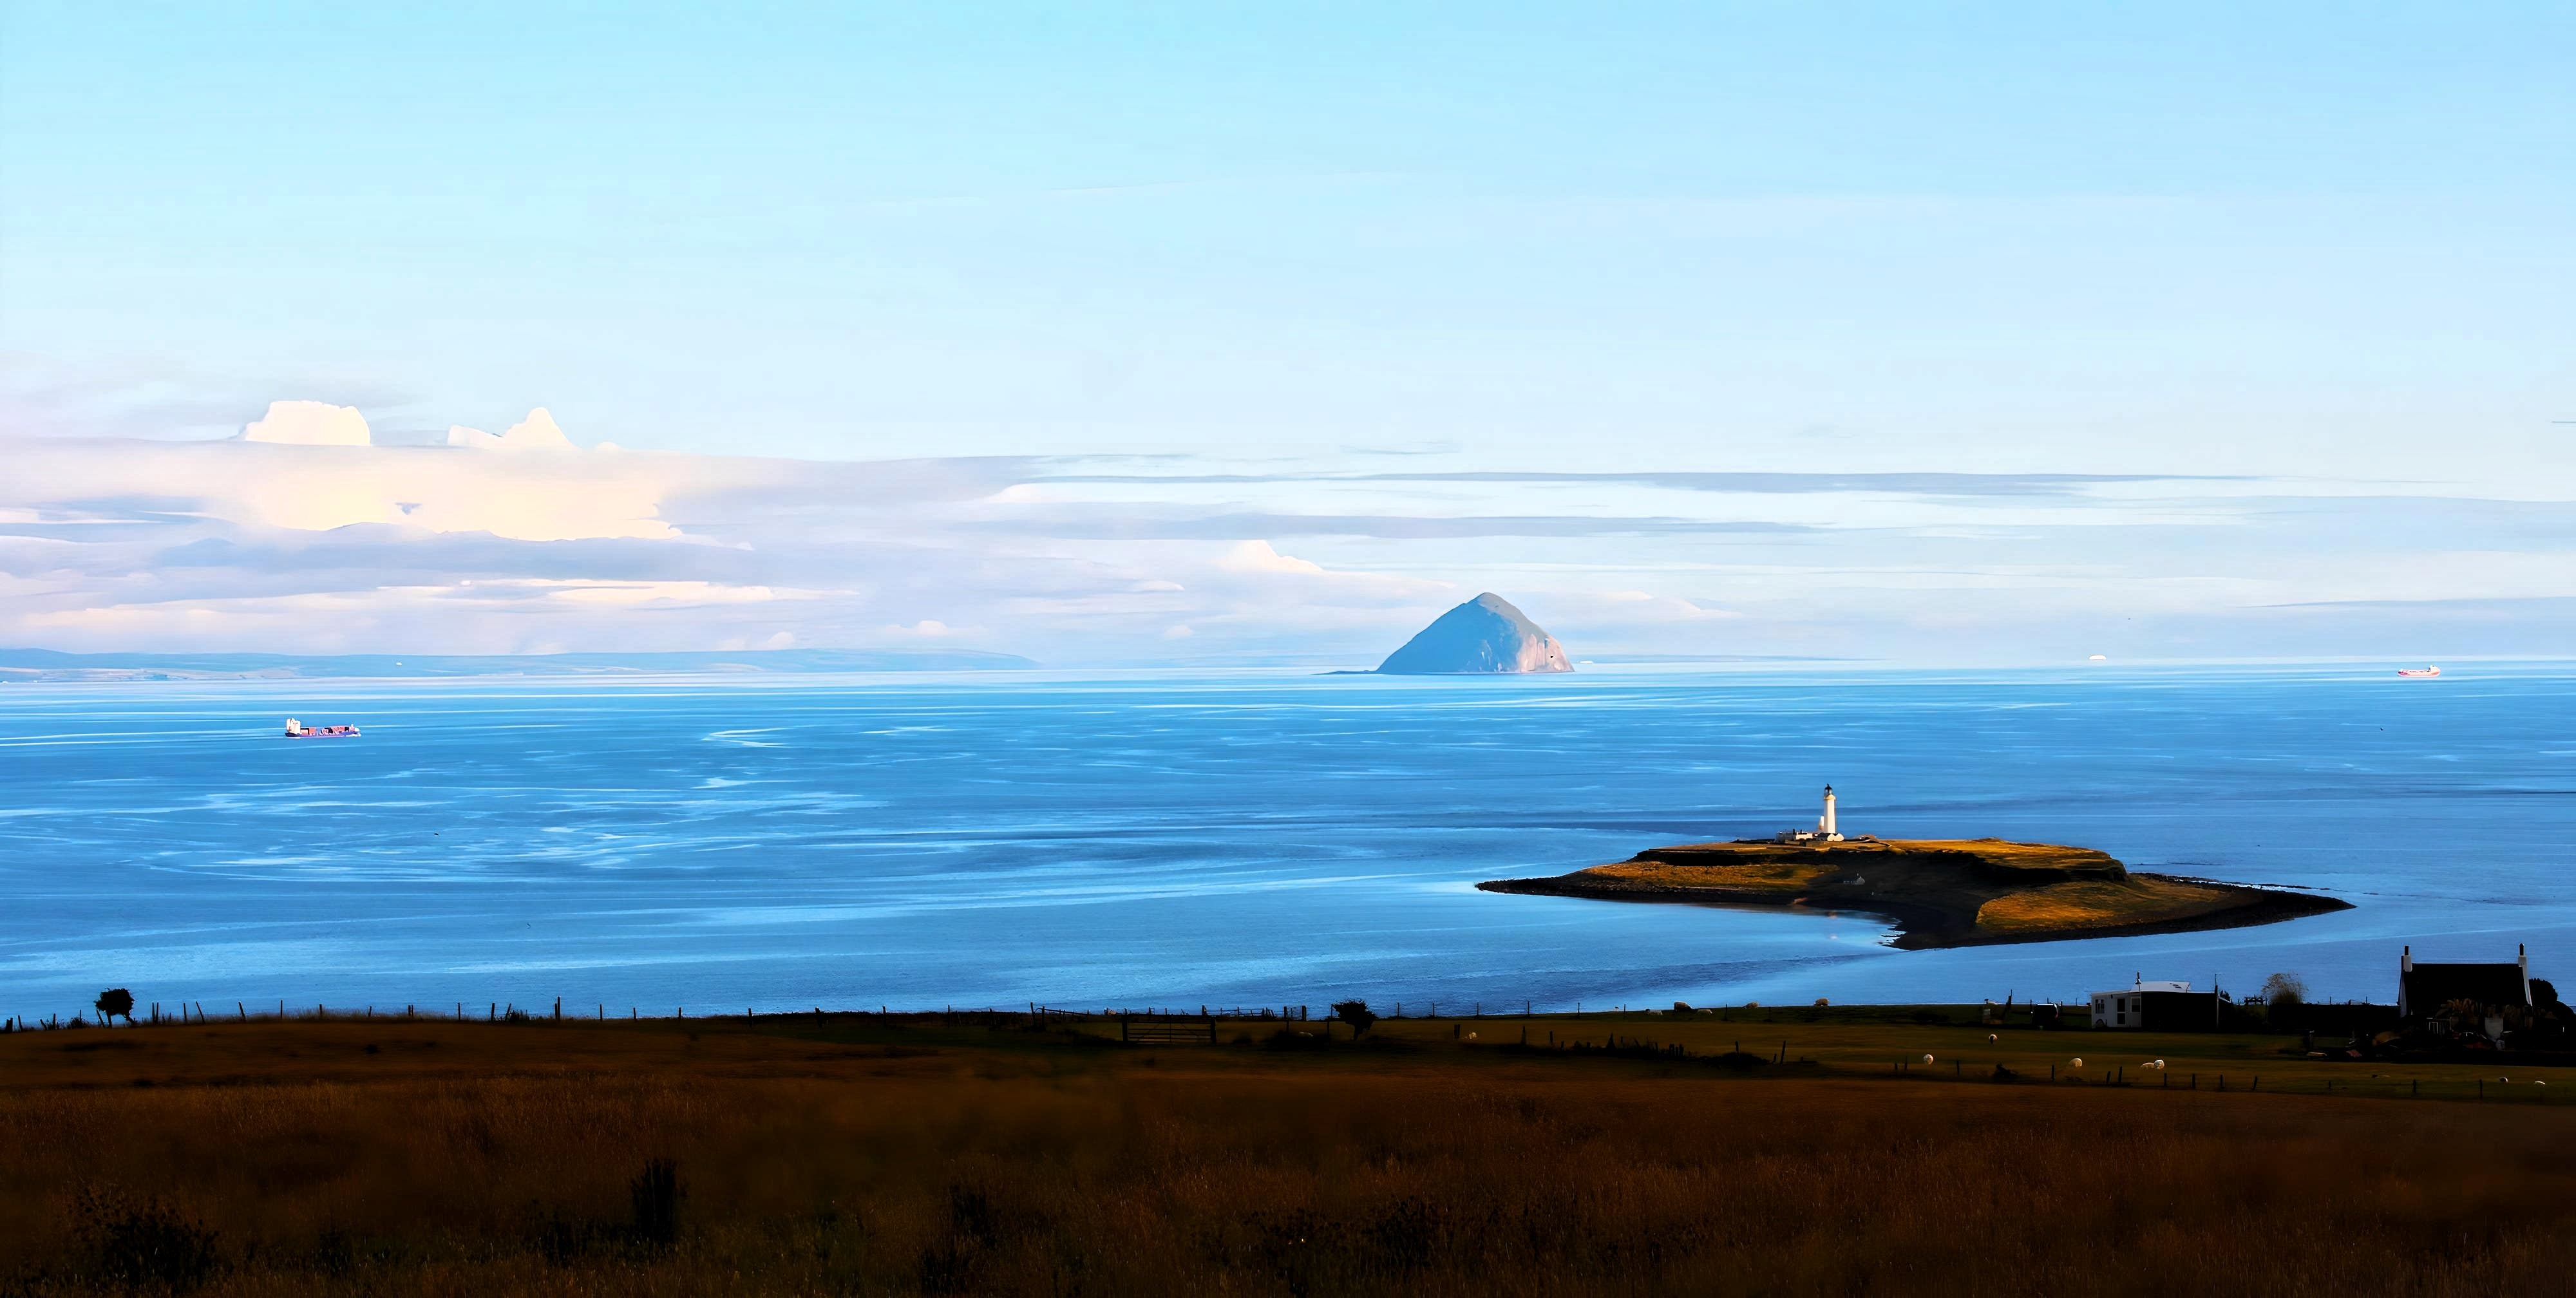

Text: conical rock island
xmin=1376 ymin=593 xmax=1573 ymax=674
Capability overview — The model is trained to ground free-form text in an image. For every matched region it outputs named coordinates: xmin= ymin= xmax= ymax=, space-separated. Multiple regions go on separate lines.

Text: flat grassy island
xmin=1480 ymin=837 xmax=2350 ymax=948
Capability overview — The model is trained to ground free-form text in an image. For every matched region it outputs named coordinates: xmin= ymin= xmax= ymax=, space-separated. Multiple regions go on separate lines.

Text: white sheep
xmin=1922 ymin=1054 xmax=1935 ymax=1065
xmin=2070 ymin=1058 xmax=2084 ymax=1068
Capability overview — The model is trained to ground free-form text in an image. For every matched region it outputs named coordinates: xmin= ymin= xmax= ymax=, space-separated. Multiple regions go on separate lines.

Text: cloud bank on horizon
xmin=3 ymin=8 xmax=2571 ymax=663
xmin=5 ymin=399 xmax=2572 ymax=664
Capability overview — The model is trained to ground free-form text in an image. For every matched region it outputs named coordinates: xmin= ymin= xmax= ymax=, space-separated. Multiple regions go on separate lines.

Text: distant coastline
xmin=1479 ymin=837 xmax=2352 ymax=950
xmin=0 ymin=647 xmax=1037 ymax=682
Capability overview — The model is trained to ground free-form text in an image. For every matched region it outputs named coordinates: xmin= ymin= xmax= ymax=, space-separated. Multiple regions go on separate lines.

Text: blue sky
xmin=3 ymin=5 xmax=2572 ymax=661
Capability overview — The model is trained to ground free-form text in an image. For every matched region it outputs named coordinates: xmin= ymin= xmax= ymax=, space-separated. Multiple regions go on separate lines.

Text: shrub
xmin=2261 ymin=972 xmax=2309 ymax=1008
xmin=1329 ymin=1000 xmax=1377 ymax=1037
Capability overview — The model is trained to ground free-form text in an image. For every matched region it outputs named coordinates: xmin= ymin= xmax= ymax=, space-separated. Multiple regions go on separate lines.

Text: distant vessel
xmin=281 ymin=717 xmax=360 ymax=738
xmin=2396 ymin=666 xmax=2441 ymax=679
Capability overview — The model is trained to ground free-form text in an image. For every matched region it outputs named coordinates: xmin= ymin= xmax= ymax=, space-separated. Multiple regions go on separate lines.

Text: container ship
xmin=281 ymin=717 xmax=360 ymax=738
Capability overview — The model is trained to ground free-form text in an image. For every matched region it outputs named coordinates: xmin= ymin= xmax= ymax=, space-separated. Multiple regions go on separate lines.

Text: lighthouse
xmin=1774 ymin=784 xmax=1848 ymax=843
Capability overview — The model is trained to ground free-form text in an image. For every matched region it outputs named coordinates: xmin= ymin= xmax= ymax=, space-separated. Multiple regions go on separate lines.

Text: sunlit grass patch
xmin=1585 ymin=860 xmax=1835 ymax=891
xmin=1976 ymin=878 xmax=2234 ymax=932
xmin=1888 ymin=838 xmax=2127 ymax=875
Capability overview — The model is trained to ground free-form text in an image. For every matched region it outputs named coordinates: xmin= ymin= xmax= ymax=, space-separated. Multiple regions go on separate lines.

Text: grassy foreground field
xmin=3 ymin=1011 xmax=2571 ymax=1296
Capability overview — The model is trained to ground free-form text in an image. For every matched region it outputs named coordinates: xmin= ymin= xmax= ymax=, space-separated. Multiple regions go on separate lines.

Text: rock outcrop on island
xmin=1376 ymin=593 xmax=1573 ymax=674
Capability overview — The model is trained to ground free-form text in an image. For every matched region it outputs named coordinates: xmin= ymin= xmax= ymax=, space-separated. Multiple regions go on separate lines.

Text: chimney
xmin=2399 ymin=945 xmax=2412 ymax=1018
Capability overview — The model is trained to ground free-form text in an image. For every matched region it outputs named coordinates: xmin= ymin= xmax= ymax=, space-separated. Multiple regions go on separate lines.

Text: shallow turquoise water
xmin=1 ymin=665 xmax=2568 ymax=1018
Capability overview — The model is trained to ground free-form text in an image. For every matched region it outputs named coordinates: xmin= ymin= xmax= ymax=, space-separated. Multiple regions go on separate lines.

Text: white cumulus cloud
xmin=448 ymin=407 xmax=577 ymax=452
xmin=240 ymin=400 xmax=372 ymax=446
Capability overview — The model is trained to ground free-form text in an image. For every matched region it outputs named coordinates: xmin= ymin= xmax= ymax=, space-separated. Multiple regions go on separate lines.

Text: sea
xmin=3 ymin=665 xmax=2570 ymax=1021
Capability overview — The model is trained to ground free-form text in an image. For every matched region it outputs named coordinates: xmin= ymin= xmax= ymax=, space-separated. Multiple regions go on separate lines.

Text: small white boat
xmin=2396 ymin=666 xmax=2440 ymax=679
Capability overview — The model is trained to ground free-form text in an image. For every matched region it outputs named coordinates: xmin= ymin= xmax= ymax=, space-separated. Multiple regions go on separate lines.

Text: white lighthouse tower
xmin=1775 ymin=784 xmax=1848 ymax=843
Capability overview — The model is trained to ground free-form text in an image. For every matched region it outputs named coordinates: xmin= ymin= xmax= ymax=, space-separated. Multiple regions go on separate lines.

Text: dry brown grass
xmin=1 ymin=1018 xmax=2570 ymax=1296
xmin=1975 ymin=877 xmax=2237 ymax=932
xmin=1877 ymin=838 xmax=2125 ymax=874
xmin=1633 ymin=838 xmax=2123 ymax=876
xmin=1584 ymin=858 xmax=1835 ymax=890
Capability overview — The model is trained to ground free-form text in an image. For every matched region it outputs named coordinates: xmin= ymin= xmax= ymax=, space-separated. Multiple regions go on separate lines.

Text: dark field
xmin=3 ymin=1012 xmax=2571 ymax=1296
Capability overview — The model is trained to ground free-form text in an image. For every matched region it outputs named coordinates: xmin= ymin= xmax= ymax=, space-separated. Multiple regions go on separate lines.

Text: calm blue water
xmin=2 ymin=666 xmax=2570 ymax=1019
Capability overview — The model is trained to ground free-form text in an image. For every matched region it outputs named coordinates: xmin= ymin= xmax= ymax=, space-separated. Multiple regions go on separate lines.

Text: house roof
xmin=2401 ymin=963 xmax=2528 ymax=1013
xmin=2090 ymin=981 xmax=2193 ymax=997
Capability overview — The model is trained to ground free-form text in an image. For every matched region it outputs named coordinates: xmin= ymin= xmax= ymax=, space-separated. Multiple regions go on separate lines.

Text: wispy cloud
xmin=1030 ymin=469 xmax=2235 ymax=498
xmin=3 ymin=400 xmax=2571 ymax=663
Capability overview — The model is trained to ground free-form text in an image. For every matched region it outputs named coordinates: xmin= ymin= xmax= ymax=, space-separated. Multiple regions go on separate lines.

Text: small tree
xmin=94 ymin=988 xmax=136 ymax=1026
xmin=1330 ymin=1000 xmax=1378 ymax=1038
xmin=2259 ymin=972 xmax=2309 ymax=1008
